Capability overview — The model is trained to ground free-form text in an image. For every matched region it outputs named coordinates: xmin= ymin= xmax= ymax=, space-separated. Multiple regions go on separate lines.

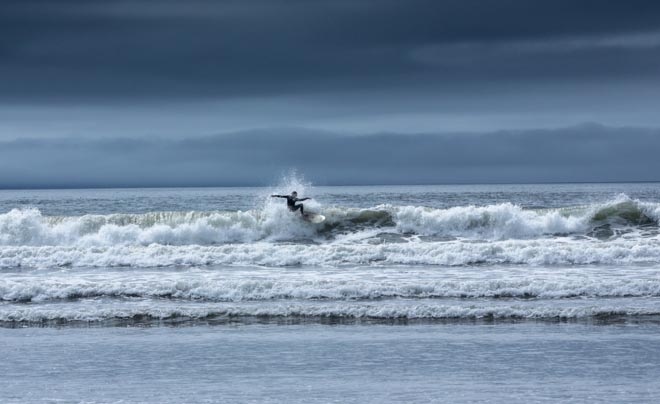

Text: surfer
xmin=270 ymin=191 xmax=311 ymax=215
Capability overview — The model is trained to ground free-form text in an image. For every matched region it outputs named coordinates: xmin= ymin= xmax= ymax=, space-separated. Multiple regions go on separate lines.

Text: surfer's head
xmin=291 ymin=191 xmax=298 ymax=197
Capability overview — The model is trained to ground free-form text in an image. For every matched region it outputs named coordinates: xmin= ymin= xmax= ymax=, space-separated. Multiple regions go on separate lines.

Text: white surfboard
xmin=302 ymin=213 xmax=325 ymax=223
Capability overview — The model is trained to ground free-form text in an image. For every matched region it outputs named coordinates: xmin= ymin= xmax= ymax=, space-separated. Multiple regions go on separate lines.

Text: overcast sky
xmin=2 ymin=0 xmax=660 ymax=187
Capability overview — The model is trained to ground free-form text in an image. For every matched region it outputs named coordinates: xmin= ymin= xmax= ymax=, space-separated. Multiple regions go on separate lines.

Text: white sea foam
xmin=2 ymin=275 xmax=660 ymax=302
xmin=1 ymin=236 xmax=660 ymax=268
xmin=2 ymin=300 xmax=659 ymax=323
xmin=1 ymin=194 xmax=659 ymax=268
xmin=394 ymin=202 xmax=587 ymax=238
xmin=0 ymin=195 xmax=657 ymax=247
xmin=0 ymin=204 xmax=317 ymax=247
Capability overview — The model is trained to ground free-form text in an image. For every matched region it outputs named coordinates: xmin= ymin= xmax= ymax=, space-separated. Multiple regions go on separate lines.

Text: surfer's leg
xmin=293 ymin=204 xmax=304 ymax=214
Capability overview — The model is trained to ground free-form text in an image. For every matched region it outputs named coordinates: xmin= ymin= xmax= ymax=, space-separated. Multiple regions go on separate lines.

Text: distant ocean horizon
xmin=3 ymin=179 xmax=660 ymax=191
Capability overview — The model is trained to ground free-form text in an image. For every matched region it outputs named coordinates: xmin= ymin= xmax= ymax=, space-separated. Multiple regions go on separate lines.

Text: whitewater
xmin=2 ymin=182 xmax=660 ymax=325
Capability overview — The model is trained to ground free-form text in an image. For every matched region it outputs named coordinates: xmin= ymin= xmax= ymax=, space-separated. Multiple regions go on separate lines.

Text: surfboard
xmin=302 ymin=213 xmax=325 ymax=223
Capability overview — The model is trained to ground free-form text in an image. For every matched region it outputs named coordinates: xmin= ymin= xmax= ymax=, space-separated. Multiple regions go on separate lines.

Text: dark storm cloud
xmin=2 ymin=0 xmax=660 ymax=101
xmin=1 ymin=124 xmax=658 ymax=188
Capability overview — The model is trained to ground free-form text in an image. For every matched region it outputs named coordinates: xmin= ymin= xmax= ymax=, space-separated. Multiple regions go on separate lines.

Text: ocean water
xmin=2 ymin=182 xmax=660 ymax=402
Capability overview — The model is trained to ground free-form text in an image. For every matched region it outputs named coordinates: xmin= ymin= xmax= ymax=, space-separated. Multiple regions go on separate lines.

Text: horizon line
xmin=1 ymin=180 xmax=659 ymax=192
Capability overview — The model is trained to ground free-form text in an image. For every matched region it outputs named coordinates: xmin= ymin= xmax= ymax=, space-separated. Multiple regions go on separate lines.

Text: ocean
xmin=2 ymin=181 xmax=660 ymax=402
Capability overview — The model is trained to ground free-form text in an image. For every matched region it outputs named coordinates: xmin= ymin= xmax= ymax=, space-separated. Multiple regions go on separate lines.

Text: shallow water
xmin=2 ymin=323 xmax=660 ymax=403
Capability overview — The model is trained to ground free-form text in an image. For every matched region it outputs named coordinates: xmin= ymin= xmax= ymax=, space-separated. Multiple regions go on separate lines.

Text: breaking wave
xmin=1 ymin=237 xmax=660 ymax=268
xmin=0 ymin=194 xmax=658 ymax=244
xmin=3 ymin=301 xmax=660 ymax=324
xmin=1 ymin=194 xmax=659 ymax=268
xmin=3 ymin=276 xmax=660 ymax=303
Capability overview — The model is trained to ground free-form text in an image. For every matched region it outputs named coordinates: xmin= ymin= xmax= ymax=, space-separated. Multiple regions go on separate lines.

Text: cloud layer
xmin=1 ymin=124 xmax=658 ymax=188
xmin=2 ymin=0 xmax=660 ymax=101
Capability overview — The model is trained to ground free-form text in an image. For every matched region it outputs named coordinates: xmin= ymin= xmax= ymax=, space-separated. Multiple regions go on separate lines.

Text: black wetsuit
xmin=272 ymin=195 xmax=310 ymax=214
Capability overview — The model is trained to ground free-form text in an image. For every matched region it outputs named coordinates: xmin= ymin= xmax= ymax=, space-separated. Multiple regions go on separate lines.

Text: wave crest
xmin=3 ymin=302 xmax=659 ymax=324
xmin=0 ymin=194 xmax=658 ymax=249
xmin=3 ymin=276 xmax=660 ymax=303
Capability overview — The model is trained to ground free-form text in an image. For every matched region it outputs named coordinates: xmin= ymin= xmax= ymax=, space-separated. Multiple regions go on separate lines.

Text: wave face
xmin=0 ymin=194 xmax=658 ymax=245
xmin=0 ymin=194 xmax=659 ymax=268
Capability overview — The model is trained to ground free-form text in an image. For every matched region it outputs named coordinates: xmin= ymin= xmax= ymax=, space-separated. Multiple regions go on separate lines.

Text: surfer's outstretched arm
xmin=271 ymin=195 xmax=287 ymax=198
xmin=297 ymin=197 xmax=311 ymax=201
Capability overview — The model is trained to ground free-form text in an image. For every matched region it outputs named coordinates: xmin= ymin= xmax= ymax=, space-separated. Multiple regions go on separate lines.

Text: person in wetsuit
xmin=270 ymin=191 xmax=311 ymax=215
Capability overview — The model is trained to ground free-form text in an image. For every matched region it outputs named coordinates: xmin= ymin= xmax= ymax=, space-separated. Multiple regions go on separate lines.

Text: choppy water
xmin=2 ymin=181 xmax=660 ymax=324
xmin=2 ymin=182 xmax=660 ymax=403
